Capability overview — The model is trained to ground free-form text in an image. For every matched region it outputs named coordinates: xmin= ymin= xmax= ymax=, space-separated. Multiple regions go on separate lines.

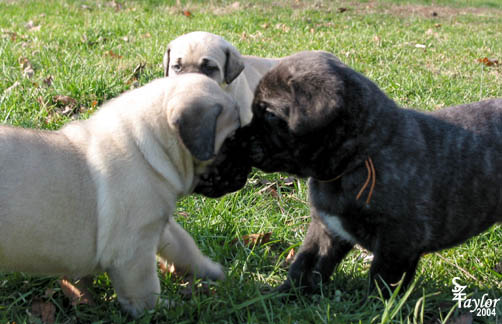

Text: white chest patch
xmin=319 ymin=212 xmax=355 ymax=243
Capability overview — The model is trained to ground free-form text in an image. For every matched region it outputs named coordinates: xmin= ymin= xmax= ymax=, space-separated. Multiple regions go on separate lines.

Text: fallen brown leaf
xmin=53 ymin=95 xmax=77 ymax=108
xmin=158 ymin=258 xmax=168 ymax=274
xmin=478 ymin=57 xmax=499 ymax=67
xmin=18 ymin=56 xmax=32 ymax=69
xmin=31 ymin=298 xmax=56 ymax=324
xmin=59 ymin=277 xmax=95 ymax=306
xmin=43 ymin=75 xmax=53 ymax=87
xmin=285 ymin=248 xmax=296 ymax=264
xmin=105 ymin=50 xmax=123 ymax=59
xmin=232 ymin=232 xmax=272 ymax=247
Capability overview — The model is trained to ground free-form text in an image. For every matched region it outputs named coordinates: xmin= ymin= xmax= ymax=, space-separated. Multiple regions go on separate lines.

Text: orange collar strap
xmin=317 ymin=156 xmax=376 ymax=205
xmin=355 ymin=157 xmax=376 ymax=205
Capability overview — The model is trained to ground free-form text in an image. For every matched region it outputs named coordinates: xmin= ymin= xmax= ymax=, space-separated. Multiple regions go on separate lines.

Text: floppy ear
xmin=163 ymin=47 xmax=171 ymax=77
xmin=223 ymin=46 xmax=245 ymax=84
xmin=172 ymin=103 xmax=222 ymax=161
xmin=287 ymin=77 xmax=342 ymax=135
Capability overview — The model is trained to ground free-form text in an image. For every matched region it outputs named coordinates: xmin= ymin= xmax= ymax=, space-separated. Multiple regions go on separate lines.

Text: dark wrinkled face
xmin=195 ymin=51 xmax=357 ymax=197
xmin=244 ymin=79 xmax=309 ymax=175
xmin=244 ymin=59 xmax=343 ymax=179
xmin=194 ymin=131 xmax=252 ymax=198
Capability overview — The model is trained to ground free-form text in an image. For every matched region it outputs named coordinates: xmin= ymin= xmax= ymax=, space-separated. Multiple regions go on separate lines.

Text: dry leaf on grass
xmin=31 ymin=298 xmax=56 ymax=324
xmin=43 ymin=75 xmax=53 ymax=87
xmin=59 ymin=277 xmax=95 ymax=306
xmin=478 ymin=57 xmax=499 ymax=67
xmin=52 ymin=95 xmax=78 ymax=116
xmin=158 ymin=258 xmax=168 ymax=274
xmin=105 ymin=50 xmax=123 ymax=59
xmin=232 ymin=232 xmax=272 ymax=247
xmin=285 ymin=248 xmax=296 ymax=264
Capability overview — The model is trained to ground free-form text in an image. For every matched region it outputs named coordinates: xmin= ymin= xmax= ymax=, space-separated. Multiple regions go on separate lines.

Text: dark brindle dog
xmin=195 ymin=51 xmax=502 ymax=294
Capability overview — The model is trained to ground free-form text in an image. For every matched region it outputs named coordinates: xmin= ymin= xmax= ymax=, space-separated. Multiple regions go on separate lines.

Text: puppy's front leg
xmin=108 ymin=251 xmax=162 ymax=317
xmin=157 ymin=219 xmax=224 ymax=281
xmin=278 ymin=210 xmax=353 ymax=293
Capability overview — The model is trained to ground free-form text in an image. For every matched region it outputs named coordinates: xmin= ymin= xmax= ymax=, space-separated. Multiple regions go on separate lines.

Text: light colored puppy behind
xmin=0 ymin=74 xmax=239 ymax=317
xmin=163 ymin=31 xmax=279 ymax=125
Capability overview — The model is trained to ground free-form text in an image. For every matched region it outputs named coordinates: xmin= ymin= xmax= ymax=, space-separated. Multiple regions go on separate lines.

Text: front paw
xmin=196 ymin=257 xmax=225 ymax=281
xmin=275 ymin=275 xmax=318 ymax=296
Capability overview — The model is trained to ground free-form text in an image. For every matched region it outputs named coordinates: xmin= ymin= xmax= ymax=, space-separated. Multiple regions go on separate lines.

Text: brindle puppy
xmin=196 ymin=51 xmax=502 ymax=295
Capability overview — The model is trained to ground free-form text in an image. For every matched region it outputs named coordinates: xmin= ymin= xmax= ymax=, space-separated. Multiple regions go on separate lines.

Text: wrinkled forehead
xmin=171 ymin=75 xmax=233 ymax=104
xmin=170 ymin=36 xmax=227 ymax=65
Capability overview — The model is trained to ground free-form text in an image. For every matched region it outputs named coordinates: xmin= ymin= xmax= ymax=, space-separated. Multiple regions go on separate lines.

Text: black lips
xmin=194 ymin=130 xmax=253 ymax=198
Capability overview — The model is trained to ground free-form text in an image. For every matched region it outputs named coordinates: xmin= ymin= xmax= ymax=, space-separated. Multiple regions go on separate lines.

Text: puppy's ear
xmin=223 ymin=46 xmax=245 ymax=84
xmin=163 ymin=46 xmax=171 ymax=77
xmin=171 ymin=103 xmax=221 ymax=161
xmin=287 ymin=77 xmax=342 ymax=135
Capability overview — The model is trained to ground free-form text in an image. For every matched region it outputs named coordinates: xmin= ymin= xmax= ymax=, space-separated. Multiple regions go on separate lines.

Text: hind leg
xmin=369 ymin=249 xmax=420 ymax=298
xmin=157 ymin=219 xmax=224 ymax=280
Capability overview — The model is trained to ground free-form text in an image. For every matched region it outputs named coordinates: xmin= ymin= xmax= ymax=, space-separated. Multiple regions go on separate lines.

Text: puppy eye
xmin=171 ymin=64 xmax=182 ymax=73
xmin=264 ymin=108 xmax=279 ymax=122
xmin=202 ymin=65 xmax=219 ymax=75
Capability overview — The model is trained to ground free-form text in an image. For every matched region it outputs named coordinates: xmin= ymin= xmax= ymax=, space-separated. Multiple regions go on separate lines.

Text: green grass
xmin=1 ymin=0 xmax=501 ymax=323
